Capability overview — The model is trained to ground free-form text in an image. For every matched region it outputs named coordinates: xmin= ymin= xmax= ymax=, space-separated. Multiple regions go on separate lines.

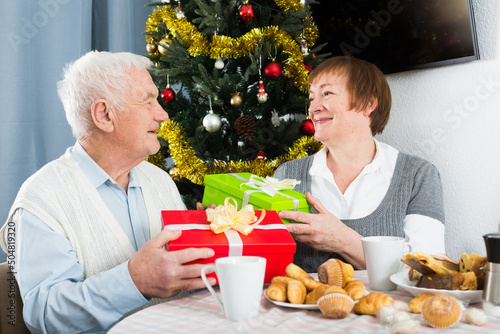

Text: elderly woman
xmin=275 ymin=56 xmax=445 ymax=272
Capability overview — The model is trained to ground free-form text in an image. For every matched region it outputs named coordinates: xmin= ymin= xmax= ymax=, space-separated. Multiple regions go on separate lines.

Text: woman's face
xmin=308 ymin=72 xmax=372 ymax=146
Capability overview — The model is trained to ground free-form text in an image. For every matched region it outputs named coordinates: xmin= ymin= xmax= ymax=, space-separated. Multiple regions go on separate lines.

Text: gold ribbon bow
xmin=206 ymin=197 xmax=266 ymax=235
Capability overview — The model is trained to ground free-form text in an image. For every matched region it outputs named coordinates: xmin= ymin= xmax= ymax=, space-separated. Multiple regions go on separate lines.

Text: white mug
xmin=201 ymin=256 xmax=266 ymax=322
xmin=361 ymin=236 xmax=411 ymax=291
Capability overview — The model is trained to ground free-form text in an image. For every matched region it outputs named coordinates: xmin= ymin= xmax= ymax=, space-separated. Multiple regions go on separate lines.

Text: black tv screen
xmin=309 ymin=0 xmax=480 ymax=74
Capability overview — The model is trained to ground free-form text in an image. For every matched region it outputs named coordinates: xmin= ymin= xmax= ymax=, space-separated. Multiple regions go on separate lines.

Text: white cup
xmin=201 ymin=256 xmax=266 ymax=322
xmin=361 ymin=236 xmax=411 ymax=291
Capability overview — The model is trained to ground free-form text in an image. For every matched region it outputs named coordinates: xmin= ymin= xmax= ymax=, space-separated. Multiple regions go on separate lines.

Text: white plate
xmin=264 ymin=290 xmax=319 ymax=310
xmin=390 ymin=270 xmax=483 ymax=304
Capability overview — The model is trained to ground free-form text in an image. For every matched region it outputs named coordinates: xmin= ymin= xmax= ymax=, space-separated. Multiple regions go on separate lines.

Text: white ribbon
xmin=164 ymin=223 xmax=287 ymax=256
xmin=230 ymin=174 xmax=301 ymax=211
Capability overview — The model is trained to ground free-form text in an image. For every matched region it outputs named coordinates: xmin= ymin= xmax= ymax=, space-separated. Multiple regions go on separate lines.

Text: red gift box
xmin=161 ymin=210 xmax=296 ymax=283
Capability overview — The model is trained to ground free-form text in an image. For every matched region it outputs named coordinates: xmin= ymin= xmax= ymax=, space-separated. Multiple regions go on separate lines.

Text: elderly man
xmin=0 ymin=51 xmax=216 ymax=333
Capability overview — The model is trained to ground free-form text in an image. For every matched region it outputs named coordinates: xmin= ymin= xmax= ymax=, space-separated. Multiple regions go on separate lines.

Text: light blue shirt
xmin=14 ymin=142 xmax=152 ymax=333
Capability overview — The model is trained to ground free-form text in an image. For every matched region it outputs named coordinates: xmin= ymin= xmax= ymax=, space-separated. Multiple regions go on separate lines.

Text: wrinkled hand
xmin=129 ymin=229 xmax=216 ymax=299
xmin=278 ymin=192 xmax=365 ymax=269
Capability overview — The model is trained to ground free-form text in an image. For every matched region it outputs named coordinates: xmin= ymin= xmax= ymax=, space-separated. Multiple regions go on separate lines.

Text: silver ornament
xmin=203 ymin=112 xmax=222 ymax=132
xmin=214 ymin=58 xmax=225 ymax=69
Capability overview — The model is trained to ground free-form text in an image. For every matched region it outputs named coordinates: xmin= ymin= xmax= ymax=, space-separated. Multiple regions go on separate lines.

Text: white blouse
xmin=309 ymin=139 xmax=445 ymax=255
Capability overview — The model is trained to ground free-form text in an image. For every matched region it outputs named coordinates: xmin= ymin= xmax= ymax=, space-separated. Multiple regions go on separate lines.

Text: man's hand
xmin=128 ymin=229 xmax=216 ymax=299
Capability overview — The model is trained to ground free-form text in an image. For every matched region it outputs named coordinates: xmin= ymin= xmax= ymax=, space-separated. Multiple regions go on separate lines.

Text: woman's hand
xmin=278 ymin=192 xmax=366 ymax=269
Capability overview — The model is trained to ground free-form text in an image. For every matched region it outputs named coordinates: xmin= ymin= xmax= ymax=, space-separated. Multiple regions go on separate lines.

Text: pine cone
xmin=234 ymin=114 xmax=257 ymax=140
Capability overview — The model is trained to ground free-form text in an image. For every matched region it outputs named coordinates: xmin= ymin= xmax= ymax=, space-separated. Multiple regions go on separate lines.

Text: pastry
xmin=271 ymin=276 xmax=295 ymax=285
xmin=301 ymin=277 xmax=324 ymax=291
xmin=459 ymin=253 xmax=487 ymax=289
xmin=354 ymin=292 xmax=394 ymax=315
xmin=305 ymin=284 xmax=332 ymax=304
xmin=417 ymin=271 xmax=477 ymax=290
xmin=287 ymin=279 xmax=307 ymax=304
xmin=317 ymin=293 xmax=354 ymax=319
xmin=343 ymin=280 xmax=365 ymax=301
xmin=266 ymin=283 xmax=287 ymax=302
xmin=323 ymin=285 xmax=347 ymax=296
xmin=317 ymin=259 xmax=354 ymax=287
xmin=285 ymin=263 xmax=312 ymax=281
xmin=408 ymin=268 xmax=422 ymax=281
xmin=408 ymin=294 xmax=433 ymax=313
xmin=402 ymin=252 xmax=458 ymax=275
xmin=421 ymin=294 xmax=462 ymax=329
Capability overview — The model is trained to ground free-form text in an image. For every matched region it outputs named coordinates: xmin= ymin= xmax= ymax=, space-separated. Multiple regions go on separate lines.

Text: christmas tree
xmin=144 ymin=0 xmax=327 ymax=208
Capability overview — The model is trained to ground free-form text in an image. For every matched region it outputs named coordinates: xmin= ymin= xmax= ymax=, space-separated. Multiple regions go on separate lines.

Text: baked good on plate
xmin=317 ymin=258 xmax=354 ymax=287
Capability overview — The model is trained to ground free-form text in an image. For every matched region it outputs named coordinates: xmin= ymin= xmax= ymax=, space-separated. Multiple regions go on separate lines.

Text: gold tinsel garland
xmin=156 ymin=120 xmax=322 ymax=185
xmin=144 ymin=0 xmax=319 ymax=93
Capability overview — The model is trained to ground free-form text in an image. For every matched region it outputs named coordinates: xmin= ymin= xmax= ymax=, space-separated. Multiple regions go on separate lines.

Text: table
xmin=108 ymin=271 xmax=500 ymax=333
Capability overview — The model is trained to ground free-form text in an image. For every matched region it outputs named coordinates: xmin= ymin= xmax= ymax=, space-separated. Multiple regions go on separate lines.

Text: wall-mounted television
xmin=309 ymin=0 xmax=480 ymax=74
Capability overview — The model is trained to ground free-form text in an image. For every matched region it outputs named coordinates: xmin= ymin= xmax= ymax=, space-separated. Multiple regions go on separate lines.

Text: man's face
xmin=112 ymin=68 xmax=168 ymax=162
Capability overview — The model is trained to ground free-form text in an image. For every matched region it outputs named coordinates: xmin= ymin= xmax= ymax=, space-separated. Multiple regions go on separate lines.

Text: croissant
xmin=354 ymin=292 xmax=394 ymax=315
xmin=344 ymin=280 xmax=366 ymax=301
xmin=287 ymin=279 xmax=307 ymax=304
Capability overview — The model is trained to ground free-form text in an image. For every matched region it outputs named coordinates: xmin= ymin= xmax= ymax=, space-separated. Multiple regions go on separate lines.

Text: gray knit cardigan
xmin=273 ymin=152 xmax=445 ymax=272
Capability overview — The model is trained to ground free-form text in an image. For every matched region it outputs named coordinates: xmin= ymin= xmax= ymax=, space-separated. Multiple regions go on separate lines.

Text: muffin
xmin=317 ymin=293 xmax=354 ymax=319
xmin=317 ymin=259 xmax=354 ymax=287
xmin=421 ymin=294 xmax=462 ymax=329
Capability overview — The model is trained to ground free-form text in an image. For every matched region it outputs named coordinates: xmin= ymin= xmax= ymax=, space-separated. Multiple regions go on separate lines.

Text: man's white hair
xmin=57 ymin=51 xmax=153 ymax=139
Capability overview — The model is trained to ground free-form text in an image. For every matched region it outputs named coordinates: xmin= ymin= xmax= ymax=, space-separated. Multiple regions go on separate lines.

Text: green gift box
xmin=202 ymin=173 xmax=311 ymax=222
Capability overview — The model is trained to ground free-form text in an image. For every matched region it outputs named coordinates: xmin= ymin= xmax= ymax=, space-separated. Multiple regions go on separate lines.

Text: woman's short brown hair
xmin=308 ymin=56 xmax=392 ymax=135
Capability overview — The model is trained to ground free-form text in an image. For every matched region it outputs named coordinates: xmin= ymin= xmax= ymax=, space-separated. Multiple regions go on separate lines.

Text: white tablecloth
xmin=108 ymin=271 xmax=500 ymax=333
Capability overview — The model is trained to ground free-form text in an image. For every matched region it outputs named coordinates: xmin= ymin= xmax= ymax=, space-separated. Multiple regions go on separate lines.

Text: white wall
xmin=377 ymin=0 xmax=500 ymax=260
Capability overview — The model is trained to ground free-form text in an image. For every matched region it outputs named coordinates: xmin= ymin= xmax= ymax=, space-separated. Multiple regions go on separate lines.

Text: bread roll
xmin=287 ymin=279 xmax=307 ymax=304
xmin=285 ymin=263 xmax=312 ymax=281
xmin=266 ymin=283 xmax=287 ymax=302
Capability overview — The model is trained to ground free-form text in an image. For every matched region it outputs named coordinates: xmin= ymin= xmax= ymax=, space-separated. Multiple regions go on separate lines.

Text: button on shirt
xmin=13 ymin=142 xmax=151 ymax=333
xmin=310 ymin=139 xmax=445 ymax=254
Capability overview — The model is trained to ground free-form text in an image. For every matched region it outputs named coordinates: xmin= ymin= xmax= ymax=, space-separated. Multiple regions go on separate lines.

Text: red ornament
xmin=303 ymin=63 xmax=312 ymax=72
xmin=239 ymin=3 xmax=255 ymax=21
xmin=264 ymin=61 xmax=282 ymax=80
xmin=300 ymin=119 xmax=315 ymax=136
xmin=255 ymin=151 xmax=265 ymax=160
xmin=160 ymin=87 xmax=175 ymax=103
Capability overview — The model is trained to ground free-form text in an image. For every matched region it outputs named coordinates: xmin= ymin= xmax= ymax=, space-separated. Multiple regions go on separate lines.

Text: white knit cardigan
xmin=0 ymin=148 xmax=185 ymax=279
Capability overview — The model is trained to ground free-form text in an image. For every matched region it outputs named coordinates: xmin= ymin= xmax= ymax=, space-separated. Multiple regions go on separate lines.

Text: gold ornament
xmin=168 ymin=166 xmax=183 ymax=182
xmin=158 ymin=38 xmax=170 ymax=55
xmin=146 ymin=43 xmax=157 ymax=54
xmin=230 ymin=93 xmax=243 ymax=107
